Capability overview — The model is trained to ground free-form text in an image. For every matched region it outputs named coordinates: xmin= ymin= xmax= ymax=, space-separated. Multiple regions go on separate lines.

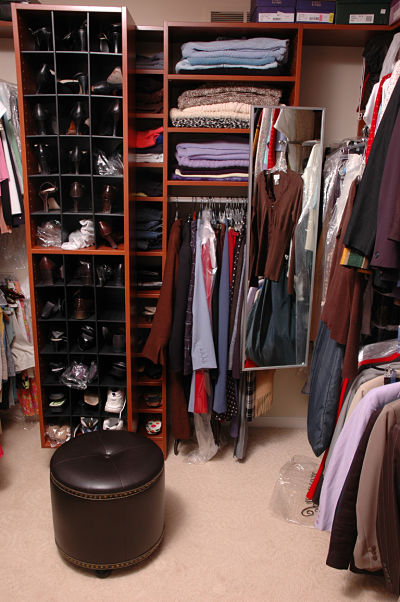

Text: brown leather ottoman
xmin=50 ymin=430 xmax=165 ymax=576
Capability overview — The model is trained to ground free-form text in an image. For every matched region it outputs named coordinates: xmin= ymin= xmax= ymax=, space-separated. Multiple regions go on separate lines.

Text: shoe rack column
xmin=12 ymin=4 xmax=136 ymax=446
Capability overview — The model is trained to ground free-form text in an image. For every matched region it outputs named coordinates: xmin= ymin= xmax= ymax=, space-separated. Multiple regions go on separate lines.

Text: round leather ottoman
xmin=50 ymin=430 xmax=164 ymax=575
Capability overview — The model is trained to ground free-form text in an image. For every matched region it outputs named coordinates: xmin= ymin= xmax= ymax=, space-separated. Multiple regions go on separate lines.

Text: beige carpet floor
xmin=0 ymin=414 xmax=396 ymax=602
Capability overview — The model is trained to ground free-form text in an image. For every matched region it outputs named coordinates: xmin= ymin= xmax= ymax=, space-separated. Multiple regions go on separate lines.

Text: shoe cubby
xmin=66 ymin=286 xmax=95 ymax=321
xmin=96 ymin=288 xmax=125 ymax=321
xmin=99 ymin=355 xmax=127 ymax=387
xmin=28 ymin=176 xmax=61 ymax=214
xmin=57 ymin=96 xmax=90 ymax=136
xmin=27 ymin=138 xmax=58 ymax=175
xmin=59 ymin=139 xmax=91 ymax=175
xmin=24 ymin=97 xmax=58 ymax=136
xmin=71 ymin=387 xmax=100 ymax=418
xmin=89 ymin=13 xmax=122 ymax=54
xmin=60 ymin=176 xmax=92 ymax=214
xmin=93 ymin=179 xmax=123 ymax=215
xmin=44 ymin=388 xmax=71 ymax=419
xmin=94 ymin=257 xmax=124 ymax=288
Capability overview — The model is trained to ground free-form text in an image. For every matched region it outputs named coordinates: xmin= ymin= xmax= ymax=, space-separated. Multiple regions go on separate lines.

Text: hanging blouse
xmin=249 ymin=168 xmax=303 ymax=294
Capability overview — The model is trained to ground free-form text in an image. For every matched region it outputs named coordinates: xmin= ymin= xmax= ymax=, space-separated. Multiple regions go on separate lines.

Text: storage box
xmin=389 ymin=0 xmax=400 ymax=24
xmin=335 ymin=0 xmax=390 ymax=24
xmin=250 ymin=0 xmax=296 ymax=22
xmin=295 ymin=0 xmax=335 ymax=22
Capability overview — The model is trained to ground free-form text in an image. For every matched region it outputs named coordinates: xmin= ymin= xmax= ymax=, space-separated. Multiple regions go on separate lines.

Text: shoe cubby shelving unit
xmin=12 ymin=4 xmax=135 ymax=447
xmin=132 ymin=25 xmax=167 ymax=457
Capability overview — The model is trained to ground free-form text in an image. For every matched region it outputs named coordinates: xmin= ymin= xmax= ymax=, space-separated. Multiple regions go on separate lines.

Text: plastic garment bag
xmin=270 ymin=455 xmax=319 ymax=527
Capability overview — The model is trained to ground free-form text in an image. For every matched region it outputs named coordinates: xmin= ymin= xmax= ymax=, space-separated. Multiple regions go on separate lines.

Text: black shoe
xmin=96 ymin=264 xmax=113 ymax=286
xmin=31 ymin=26 xmax=52 ymax=51
xmin=36 ymin=63 xmax=54 ymax=94
xmin=77 ymin=325 xmax=96 ymax=351
xmin=110 ymin=361 xmax=126 ymax=380
xmin=48 ymin=392 xmax=67 ymax=413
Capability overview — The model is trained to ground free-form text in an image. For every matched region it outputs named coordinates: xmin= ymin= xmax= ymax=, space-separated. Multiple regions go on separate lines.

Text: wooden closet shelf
xmin=133 ymin=113 xmax=165 ymax=119
xmin=167 ymin=127 xmax=250 ymax=134
xmin=135 ymin=291 xmax=161 ymax=299
xmin=31 ymin=245 xmax=125 ymax=255
xmin=167 ymin=180 xmax=248 ymax=187
xmin=167 ymin=74 xmax=296 ymax=82
xmin=130 ymin=196 xmax=164 ymax=202
xmin=133 ymin=250 xmax=163 ymax=257
xmin=134 ymin=68 xmax=164 ymax=75
xmin=134 ymin=162 xmax=164 ymax=168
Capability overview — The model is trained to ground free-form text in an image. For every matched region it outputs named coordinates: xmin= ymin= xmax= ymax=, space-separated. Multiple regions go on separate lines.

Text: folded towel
xmin=176 ymin=165 xmax=248 ymax=175
xmin=181 ymin=37 xmax=289 ymax=55
xmin=175 ymin=59 xmax=278 ymax=73
xmin=176 ymin=156 xmax=249 ymax=168
xmin=187 ymin=55 xmax=277 ymax=66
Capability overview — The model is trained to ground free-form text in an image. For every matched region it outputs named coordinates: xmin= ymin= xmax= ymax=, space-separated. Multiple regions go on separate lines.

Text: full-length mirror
xmin=243 ymin=106 xmax=325 ymax=369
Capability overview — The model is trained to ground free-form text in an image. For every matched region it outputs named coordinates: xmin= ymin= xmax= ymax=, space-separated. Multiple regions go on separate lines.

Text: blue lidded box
xmin=250 ymin=0 xmax=296 ymax=22
xmin=295 ymin=0 xmax=336 ymax=22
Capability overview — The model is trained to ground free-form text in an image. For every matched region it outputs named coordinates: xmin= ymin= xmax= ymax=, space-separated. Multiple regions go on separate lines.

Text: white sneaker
xmin=104 ymin=388 xmax=125 ymax=413
xmin=103 ymin=417 xmax=124 ymax=430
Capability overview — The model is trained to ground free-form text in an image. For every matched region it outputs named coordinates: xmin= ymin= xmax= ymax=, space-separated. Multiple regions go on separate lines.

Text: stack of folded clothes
xmin=172 ymin=137 xmax=249 ymax=181
xmin=136 ymin=52 xmax=164 ymax=70
xmin=131 ymin=126 xmax=163 ymax=163
xmin=136 ymin=76 xmax=163 ymax=114
xmin=175 ymin=37 xmax=289 ymax=75
xmin=170 ymin=84 xmax=282 ymax=128
xmin=135 ymin=205 xmax=162 ymax=250
xmin=136 ymin=269 xmax=162 ymax=290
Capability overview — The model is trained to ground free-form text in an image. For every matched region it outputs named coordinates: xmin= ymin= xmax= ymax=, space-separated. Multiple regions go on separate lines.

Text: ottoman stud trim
xmin=50 ymin=467 xmax=164 ymax=500
xmin=57 ymin=529 xmax=164 ymax=570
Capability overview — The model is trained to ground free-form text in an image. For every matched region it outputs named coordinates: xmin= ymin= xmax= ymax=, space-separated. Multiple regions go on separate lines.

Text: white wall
xmin=0 ymin=38 xmax=16 ymax=83
xmin=40 ymin=0 xmax=250 ymax=25
xmin=300 ymin=45 xmax=364 ymax=145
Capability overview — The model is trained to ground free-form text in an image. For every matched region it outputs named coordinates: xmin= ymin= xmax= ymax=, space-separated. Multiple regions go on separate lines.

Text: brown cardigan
xmin=142 ymin=218 xmax=182 ymax=366
xmin=249 ymin=169 xmax=303 ymax=294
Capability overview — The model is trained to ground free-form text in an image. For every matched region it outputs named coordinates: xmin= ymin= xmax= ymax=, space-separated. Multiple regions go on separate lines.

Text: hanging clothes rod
xmin=168 ymin=197 xmax=248 ymax=204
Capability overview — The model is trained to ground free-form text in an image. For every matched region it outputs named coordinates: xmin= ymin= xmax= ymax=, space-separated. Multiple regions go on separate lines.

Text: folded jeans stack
xmin=175 ymin=37 xmax=289 ymax=75
xmin=130 ymin=126 xmax=163 ymax=163
xmin=135 ymin=205 xmax=162 ymax=250
xmin=170 ymin=84 xmax=282 ymax=128
xmin=135 ymin=52 xmax=164 ymax=70
xmin=172 ymin=137 xmax=250 ymax=181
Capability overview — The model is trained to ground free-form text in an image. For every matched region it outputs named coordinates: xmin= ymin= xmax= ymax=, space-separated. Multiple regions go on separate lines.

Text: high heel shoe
xmin=50 ymin=330 xmax=67 ymax=352
xmin=63 ymin=20 xmax=87 ymax=51
xmin=90 ymin=81 xmax=122 ymax=96
xmin=96 ymin=264 xmax=113 ymax=286
xmin=34 ymin=143 xmax=51 ymax=175
xmin=36 ymin=63 xmax=54 ymax=94
xmin=31 ymin=26 xmax=52 ymax=51
xmin=100 ymin=99 xmax=121 ymax=136
xmin=98 ymin=32 xmax=109 ymax=52
xmin=68 ymin=145 xmax=87 ymax=175
xmin=69 ymin=181 xmax=85 ymax=212
xmin=33 ymin=103 xmax=48 ymax=135
xmin=74 ymin=72 xmax=88 ymax=95
xmin=98 ymin=220 xmax=117 ymax=249
xmin=101 ymin=184 xmax=116 ymax=213
xmin=39 ymin=256 xmax=56 ymax=284
xmin=39 ymin=181 xmax=59 ymax=211
xmin=70 ymin=101 xmax=87 ymax=135
xmin=107 ymin=25 xmax=121 ymax=53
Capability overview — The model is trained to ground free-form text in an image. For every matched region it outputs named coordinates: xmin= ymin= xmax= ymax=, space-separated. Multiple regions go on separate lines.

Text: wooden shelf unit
xmin=133 ymin=24 xmax=167 ymax=457
xmin=12 ymin=3 xmax=135 ymax=447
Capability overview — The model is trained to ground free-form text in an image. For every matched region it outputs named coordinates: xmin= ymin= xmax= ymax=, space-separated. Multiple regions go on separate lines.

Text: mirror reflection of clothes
xmin=247 ymin=168 xmax=303 ymax=366
xmin=249 ymin=168 xmax=303 ymax=294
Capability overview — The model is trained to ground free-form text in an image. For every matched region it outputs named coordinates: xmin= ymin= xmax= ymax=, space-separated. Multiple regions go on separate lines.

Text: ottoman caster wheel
xmin=95 ymin=569 xmax=111 ymax=579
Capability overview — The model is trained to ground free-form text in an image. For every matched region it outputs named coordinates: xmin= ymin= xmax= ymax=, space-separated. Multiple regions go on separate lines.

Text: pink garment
xmin=0 ymin=138 xmax=9 ymax=182
xmin=228 ymin=228 xmax=238 ymax=286
xmin=195 ymin=241 xmax=213 ymax=413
